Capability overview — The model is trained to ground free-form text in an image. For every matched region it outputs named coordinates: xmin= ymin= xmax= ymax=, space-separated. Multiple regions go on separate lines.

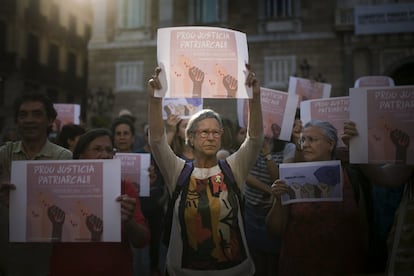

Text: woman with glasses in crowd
xmin=148 ymin=65 xmax=263 ymax=276
xmin=266 ymin=120 xmax=369 ymax=275
xmin=49 ymin=128 xmax=150 ymax=276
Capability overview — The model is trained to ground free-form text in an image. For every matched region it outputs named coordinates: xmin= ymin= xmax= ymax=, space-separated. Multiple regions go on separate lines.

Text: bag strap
xmin=218 ymin=159 xmax=242 ymax=205
xmin=176 ymin=161 xmax=194 ymax=188
xmin=162 ymin=161 xmax=194 ymax=246
xmin=218 ymin=159 xmax=235 ymax=184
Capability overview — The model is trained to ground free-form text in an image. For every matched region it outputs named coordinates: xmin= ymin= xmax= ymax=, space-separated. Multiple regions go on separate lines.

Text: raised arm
xmin=147 ymin=68 xmax=186 ymax=192
xmin=246 ymin=64 xmax=262 ymax=139
xmin=227 ymin=65 xmax=264 ymax=187
xmin=148 ymin=68 xmax=164 ymax=142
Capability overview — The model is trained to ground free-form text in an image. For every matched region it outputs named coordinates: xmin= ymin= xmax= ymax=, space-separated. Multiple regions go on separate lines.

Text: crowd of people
xmin=0 ymin=65 xmax=412 ymax=276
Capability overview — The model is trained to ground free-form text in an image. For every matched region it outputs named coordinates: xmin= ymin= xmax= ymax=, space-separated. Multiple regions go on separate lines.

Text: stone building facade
xmin=88 ymin=0 xmax=414 ymax=130
xmin=0 ymin=0 xmax=92 ymax=133
xmin=1 ymin=1 xmax=413 ymax=133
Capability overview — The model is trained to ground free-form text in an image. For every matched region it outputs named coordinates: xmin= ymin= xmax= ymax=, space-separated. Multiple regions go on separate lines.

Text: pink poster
xmin=53 ymin=104 xmax=81 ymax=131
xmin=114 ymin=153 xmax=151 ymax=197
xmin=156 ymin=27 xmax=250 ymax=99
xmin=237 ymin=87 xmax=298 ymax=141
xmin=300 ymin=97 xmax=349 ymax=148
xmin=26 ymin=162 xmax=102 ymax=242
xmin=9 ymin=160 xmax=121 ymax=242
xmin=288 ymin=77 xmax=331 ymax=107
xmin=261 ymin=89 xmax=287 ymax=139
xmin=367 ymin=88 xmax=414 ymax=164
xmin=350 ymin=86 xmax=414 ymax=164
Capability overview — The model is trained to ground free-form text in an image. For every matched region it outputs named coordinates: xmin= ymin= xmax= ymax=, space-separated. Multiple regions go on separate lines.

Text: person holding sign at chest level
xmin=0 ymin=92 xmax=72 ymax=276
xmin=49 ymin=128 xmax=150 ymax=276
xmin=148 ymin=65 xmax=263 ymax=276
xmin=266 ymin=120 xmax=369 ymax=275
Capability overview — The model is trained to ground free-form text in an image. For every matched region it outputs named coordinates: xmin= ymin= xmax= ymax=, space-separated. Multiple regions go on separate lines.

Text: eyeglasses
xmin=298 ymin=134 xmax=323 ymax=149
xmin=194 ymin=129 xmax=223 ymax=139
xmin=300 ymin=135 xmax=321 ymax=144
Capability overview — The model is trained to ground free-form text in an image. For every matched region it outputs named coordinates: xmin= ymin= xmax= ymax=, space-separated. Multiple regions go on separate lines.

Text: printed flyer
xmin=288 ymin=77 xmax=331 ymax=107
xmin=237 ymin=87 xmax=298 ymax=141
xmin=53 ymin=103 xmax=81 ymax=131
xmin=9 ymin=159 xmax=121 ymax=242
xmin=300 ymin=96 xmax=349 ymax=148
xmin=114 ymin=153 xmax=151 ymax=197
xmin=156 ymin=26 xmax=250 ymax=99
xmin=162 ymin=97 xmax=203 ymax=120
xmin=279 ymin=160 xmax=343 ymax=205
xmin=349 ymin=85 xmax=414 ymax=164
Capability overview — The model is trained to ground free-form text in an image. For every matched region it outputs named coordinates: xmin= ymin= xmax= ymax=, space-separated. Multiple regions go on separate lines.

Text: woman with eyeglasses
xmin=148 ymin=65 xmax=263 ymax=276
xmin=49 ymin=128 xmax=150 ymax=276
xmin=266 ymin=120 xmax=369 ymax=275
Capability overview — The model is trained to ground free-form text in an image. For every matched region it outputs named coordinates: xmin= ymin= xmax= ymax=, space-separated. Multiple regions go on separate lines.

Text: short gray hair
xmin=185 ymin=109 xmax=223 ymax=145
xmin=304 ymin=120 xmax=338 ymax=157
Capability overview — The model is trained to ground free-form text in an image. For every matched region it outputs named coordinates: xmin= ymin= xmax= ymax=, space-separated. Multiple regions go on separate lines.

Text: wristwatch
xmin=265 ymin=153 xmax=273 ymax=161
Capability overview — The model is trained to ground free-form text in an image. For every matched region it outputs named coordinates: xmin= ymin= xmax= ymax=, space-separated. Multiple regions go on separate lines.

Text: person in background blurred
xmin=111 ymin=117 xmax=159 ymax=275
xmin=56 ymin=124 xmax=85 ymax=152
xmin=135 ymin=125 xmax=167 ymax=276
xmin=342 ymin=120 xmax=414 ymax=274
xmin=111 ymin=117 xmax=136 ymax=153
xmin=216 ymin=118 xmax=237 ymax=160
xmin=165 ymin=114 xmax=194 ymax=161
xmin=244 ymin=135 xmax=295 ymax=276
xmin=235 ymin=124 xmax=247 ymax=150
xmin=118 ymin=109 xmax=145 ymax=152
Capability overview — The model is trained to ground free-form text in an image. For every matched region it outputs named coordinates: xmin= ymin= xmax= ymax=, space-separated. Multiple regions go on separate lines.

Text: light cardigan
xmin=150 ymin=131 xmax=263 ymax=276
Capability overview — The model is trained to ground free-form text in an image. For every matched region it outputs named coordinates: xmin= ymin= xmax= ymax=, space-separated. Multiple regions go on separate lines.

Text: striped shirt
xmin=244 ymin=143 xmax=295 ymax=208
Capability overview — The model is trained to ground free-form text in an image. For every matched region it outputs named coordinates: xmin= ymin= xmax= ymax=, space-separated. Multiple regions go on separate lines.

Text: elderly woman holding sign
xmin=266 ymin=120 xmax=369 ymax=275
xmin=148 ymin=65 xmax=263 ymax=276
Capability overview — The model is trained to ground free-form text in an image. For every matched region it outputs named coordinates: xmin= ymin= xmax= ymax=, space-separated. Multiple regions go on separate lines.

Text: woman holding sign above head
xmin=342 ymin=121 xmax=414 ymax=275
xmin=148 ymin=65 xmax=263 ymax=276
xmin=49 ymin=128 xmax=150 ymax=276
xmin=266 ymin=120 xmax=369 ymax=275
